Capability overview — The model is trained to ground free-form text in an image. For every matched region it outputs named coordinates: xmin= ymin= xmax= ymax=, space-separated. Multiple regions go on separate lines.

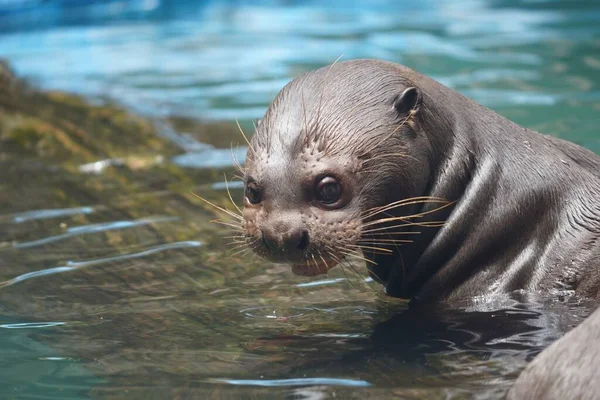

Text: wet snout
xmin=261 ymin=216 xmax=309 ymax=261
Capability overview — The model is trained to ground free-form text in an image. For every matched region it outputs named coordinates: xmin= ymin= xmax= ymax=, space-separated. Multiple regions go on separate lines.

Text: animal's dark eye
xmin=245 ymin=184 xmax=262 ymax=205
xmin=316 ymin=176 xmax=341 ymax=204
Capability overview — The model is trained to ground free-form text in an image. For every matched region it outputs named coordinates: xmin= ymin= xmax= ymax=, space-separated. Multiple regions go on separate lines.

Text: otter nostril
xmin=297 ymin=230 xmax=309 ymax=251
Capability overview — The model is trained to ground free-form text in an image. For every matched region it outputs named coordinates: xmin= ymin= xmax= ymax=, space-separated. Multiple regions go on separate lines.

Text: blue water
xmin=0 ymin=0 xmax=599 ymax=399
xmin=1 ymin=0 xmax=599 ymax=141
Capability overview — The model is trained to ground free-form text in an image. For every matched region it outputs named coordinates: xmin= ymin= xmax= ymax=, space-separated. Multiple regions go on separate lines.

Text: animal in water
xmin=506 ymin=305 xmax=600 ymax=400
xmin=235 ymin=58 xmax=600 ymax=303
xmin=203 ymin=59 xmax=600 ymax=400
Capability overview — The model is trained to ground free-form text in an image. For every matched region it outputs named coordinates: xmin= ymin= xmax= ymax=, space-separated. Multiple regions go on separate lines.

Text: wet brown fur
xmin=237 ymin=59 xmax=600 ymax=302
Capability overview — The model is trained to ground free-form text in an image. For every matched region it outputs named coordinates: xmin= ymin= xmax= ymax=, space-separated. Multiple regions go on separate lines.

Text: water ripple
xmin=211 ymin=180 xmax=244 ymax=191
xmin=216 ymin=377 xmax=371 ymax=387
xmin=14 ymin=216 xmax=178 ymax=249
xmin=296 ymin=278 xmax=346 ymax=288
xmin=172 ymin=147 xmax=248 ymax=169
xmin=10 ymin=206 xmax=94 ymax=223
xmin=0 ymin=241 xmax=202 ymax=288
xmin=461 ymin=89 xmax=560 ymax=107
xmin=0 ymin=322 xmax=65 ymax=329
xmin=78 ymin=158 xmax=125 ymax=174
xmin=240 ymin=306 xmax=306 ymax=320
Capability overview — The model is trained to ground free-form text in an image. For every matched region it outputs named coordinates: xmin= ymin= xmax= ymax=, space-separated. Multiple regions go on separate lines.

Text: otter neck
xmin=385 ymin=93 xmax=569 ymax=301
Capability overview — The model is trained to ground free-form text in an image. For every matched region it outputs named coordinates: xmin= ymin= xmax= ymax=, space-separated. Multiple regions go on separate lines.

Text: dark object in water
xmin=507 ymin=306 xmax=600 ymax=400
xmin=240 ymin=59 xmax=600 ymax=303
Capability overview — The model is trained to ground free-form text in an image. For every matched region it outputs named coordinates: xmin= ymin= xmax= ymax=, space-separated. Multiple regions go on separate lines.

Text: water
xmin=0 ymin=0 xmax=599 ymax=398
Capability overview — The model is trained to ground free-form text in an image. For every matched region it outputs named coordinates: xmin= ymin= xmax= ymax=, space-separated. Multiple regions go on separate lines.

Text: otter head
xmin=242 ymin=60 xmax=436 ymax=279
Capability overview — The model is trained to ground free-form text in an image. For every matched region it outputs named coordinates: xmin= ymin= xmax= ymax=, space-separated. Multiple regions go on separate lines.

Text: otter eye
xmin=245 ymin=184 xmax=262 ymax=204
xmin=316 ymin=176 xmax=341 ymax=204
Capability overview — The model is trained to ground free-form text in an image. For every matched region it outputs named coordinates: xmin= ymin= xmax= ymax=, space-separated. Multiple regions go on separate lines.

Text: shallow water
xmin=0 ymin=0 xmax=600 ymax=398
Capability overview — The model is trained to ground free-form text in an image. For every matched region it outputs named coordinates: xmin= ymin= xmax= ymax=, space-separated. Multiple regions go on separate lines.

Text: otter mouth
xmin=291 ymin=258 xmax=338 ymax=277
xmin=258 ymin=248 xmax=340 ymax=277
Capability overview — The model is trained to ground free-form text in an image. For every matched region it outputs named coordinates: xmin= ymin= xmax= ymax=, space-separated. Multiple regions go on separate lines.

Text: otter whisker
xmin=226 ymin=242 xmax=248 ymax=247
xmin=317 ymin=250 xmax=329 ymax=270
xmin=226 ymin=237 xmax=247 ymax=244
xmin=398 ymin=250 xmax=406 ymax=282
xmin=363 ymin=222 xmax=445 ymax=234
xmin=362 ymin=257 xmax=386 ymax=284
xmin=248 ymin=242 xmax=262 ymax=253
xmin=361 ymin=198 xmax=448 ymax=220
xmin=339 ymin=266 xmax=360 ymax=291
xmin=231 ymin=145 xmax=245 ymax=176
xmin=357 ymin=243 xmax=411 ymax=250
xmin=337 ymin=246 xmax=363 ymax=257
xmin=408 ymin=200 xmax=456 ymax=218
xmin=225 ymin=240 xmax=249 ymax=246
xmin=361 ymin=214 xmax=444 ymax=229
xmin=228 ymin=243 xmax=251 ymax=253
xmin=341 ymin=258 xmax=378 ymax=293
xmin=228 ymin=246 xmax=249 ymax=254
xmin=326 ymin=249 xmax=359 ymax=279
xmin=229 ymin=243 xmax=252 ymax=256
xmin=364 ymin=220 xmax=447 ymax=229
xmin=340 ymin=258 xmax=363 ymax=283
xmin=312 ymin=54 xmax=344 ymax=143
xmin=209 ymin=217 xmax=242 ymax=227
xmin=368 ymin=231 xmax=422 ymax=236
xmin=363 ymin=205 xmax=452 ymax=224
xmin=235 ymin=118 xmax=257 ymax=159
xmin=310 ymin=253 xmax=324 ymax=274
xmin=338 ymin=249 xmax=378 ymax=266
xmin=223 ymin=173 xmax=243 ymax=216
xmin=327 ymin=252 xmax=360 ymax=290
xmin=359 ymin=199 xmax=453 ymax=242
xmin=227 ymin=242 xmax=248 ymax=248
xmin=241 ymin=245 xmax=262 ymax=260
xmin=362 ymin=202 xmax=453 ymax=227
xmin=300 ymin=88 xmax=309 ymax=140
xmin=226 ymin=238 xmax=248 ymax=246
xmin=337 ymin=257 xmax=359 ymax=281
xmin=363 ymin=151 xmax=421 ymax=165
xmin=364 ymin=197 xmax=448 ymax=214
xmin=372 ymin=200 xmax=456 ymax=222
xmin=362 ymin=221 xmax=445 ymax=234
xmin=309 ymin=253 xmax=316 ymax=271
xmin=230 ymin=244 xmax=253 ymax=257
xmin=359 ymin=115 xmax=410 ymax=157
xmin=349 ymin=248 xmax=392 ymax=256
xmin=346 ymin=244 xmax=393 ymax=254
xmin=210 ymin=219 xmax=244 ymax=231
xmin=362 ymin=196 xmax=450 ymax=219
xmin=382 ymin=224 xmax=404 ymax=257
xmin=190 ymin=191 xmax=243 ymax=221
xmin=359 ymin=238 xmax=414 ymax=244
xmin=223 ymin=235 xmax=246 ymax=239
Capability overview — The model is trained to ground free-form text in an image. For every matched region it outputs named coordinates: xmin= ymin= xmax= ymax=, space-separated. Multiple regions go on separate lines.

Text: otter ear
xmin=393 ymin=87 xmax=421 ymax=116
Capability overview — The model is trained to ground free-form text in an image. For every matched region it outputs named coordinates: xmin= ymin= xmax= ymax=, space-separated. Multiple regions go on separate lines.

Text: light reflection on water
xmin=1 ymin=0 xmax=598 ymax=130
xmin=0 ymin=0 xmax=599 ymax=399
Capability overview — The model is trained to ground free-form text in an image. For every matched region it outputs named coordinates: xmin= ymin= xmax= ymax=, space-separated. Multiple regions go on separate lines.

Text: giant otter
xmin=240 ymin=59 xmax=600 ymax=303
xmin=507 ymin=305 xmax=600 ymax=400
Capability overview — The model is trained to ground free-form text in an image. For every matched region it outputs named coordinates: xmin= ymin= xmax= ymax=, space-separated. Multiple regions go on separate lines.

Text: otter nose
xmin=261 ymin=223 xmax=309 ymax=255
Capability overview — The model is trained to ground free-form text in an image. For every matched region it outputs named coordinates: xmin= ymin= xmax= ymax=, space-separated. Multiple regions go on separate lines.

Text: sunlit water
xmin=0 ymin=0 xmax=599 ymax=398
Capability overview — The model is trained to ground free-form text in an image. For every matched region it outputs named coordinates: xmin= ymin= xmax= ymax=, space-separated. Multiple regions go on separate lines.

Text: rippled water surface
xmin=0 ymin=0 xmax=599 ymax=398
